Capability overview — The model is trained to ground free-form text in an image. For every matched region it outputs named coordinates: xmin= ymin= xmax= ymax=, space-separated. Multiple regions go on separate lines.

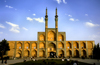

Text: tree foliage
xmin=0 ymin=39 xmax=10 ymax=59
xmin=93 ymin=43 xmax=100 ymax=59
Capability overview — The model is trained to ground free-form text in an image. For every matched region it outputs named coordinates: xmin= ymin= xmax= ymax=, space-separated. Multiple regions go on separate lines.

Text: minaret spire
xmin=46 ymin=7 xmax=47 ymax=15
xmin=55 ymin=8 xmax=58 ymax=28
xmin=45 ymin=7 xmax=48 ymax=28
xmin=56 ymin=8 xmax=57 ymax=15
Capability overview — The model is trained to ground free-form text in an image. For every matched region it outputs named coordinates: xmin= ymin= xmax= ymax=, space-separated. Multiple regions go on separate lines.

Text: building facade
xmin=7 ymin=8 xmax=95 ymax=58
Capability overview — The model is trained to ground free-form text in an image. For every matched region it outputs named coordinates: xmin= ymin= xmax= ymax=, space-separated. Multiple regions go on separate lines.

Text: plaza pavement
xmin=0 ymin=58 xmax=100 ymax=65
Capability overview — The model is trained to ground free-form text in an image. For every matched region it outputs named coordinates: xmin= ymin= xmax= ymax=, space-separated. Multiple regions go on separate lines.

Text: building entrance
xmin=49 ymin=52 xmax=56 ymax=58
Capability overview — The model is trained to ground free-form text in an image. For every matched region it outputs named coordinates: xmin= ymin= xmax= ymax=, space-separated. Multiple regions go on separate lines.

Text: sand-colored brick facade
xmin=7 ymin=8 xmax=94 ymax=58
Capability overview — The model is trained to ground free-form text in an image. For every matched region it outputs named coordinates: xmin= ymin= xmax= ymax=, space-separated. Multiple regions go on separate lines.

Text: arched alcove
xmin=48 ymin=31 xmax=55 ymax=41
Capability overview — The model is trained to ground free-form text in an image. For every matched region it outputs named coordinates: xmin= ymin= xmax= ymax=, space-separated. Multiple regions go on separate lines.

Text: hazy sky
xmin=0 ymin=0 xmax=100 ymax=45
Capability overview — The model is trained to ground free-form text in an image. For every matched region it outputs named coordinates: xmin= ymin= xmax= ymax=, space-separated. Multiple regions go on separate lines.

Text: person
xmin=62 ymin=58 xmax=64 ymax=61
xmin=4 ymin=59 xmax=7 ymax=65
xmin=33 ymin=59 xmax=35 ymax=61
xmin=24 ymin=59 xmax=26 ymax=62
xmin=31 ymin=57 xmax=32 ymax=60
xmin=67 ymin=58 xmax=70 ymax=61
xmin=73 ymin=61 xmax=77 ymax=65
xmin=5 ymin=59 xmax=7 ymax=64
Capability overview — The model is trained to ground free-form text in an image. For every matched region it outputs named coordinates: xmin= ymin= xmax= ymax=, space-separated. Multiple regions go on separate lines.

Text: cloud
xmin=33 ymin=17 xmax=45 ymax=23
xmin=5 ymin=5 xmax=13 ymax=8
xmin=29 ymin=10 xmax=30 ymax=11
xmin=85 ymin=14 xmax=88 ymax=16
xmin=56 ymin=0 xmax=61 ymax=4
xmin=26 ymin=17 xmax=33 ymax=21
xmin=85 ymin=22 xmax=99 ymax=27
xmin=0 ymin=32 xmax=3 ymax=34
xmin=0 ymin=24 xmax=5 ymax=28
xmin=63 ymin=0 xmax=67 ymax=4
xmin=33 ymin=14 xmax=36 ymax=16
xmin=22 ymin=27 xmax=28 ymax=31
xmin=69 ymin=18 xmax=74 ymax=21
xmin=68 ymin=15 xmax=72 ymax=17
xmin=6 ymin=21 xmax=20 ymax=33
xmin=55 ymin=0 xmax=67 ymax=4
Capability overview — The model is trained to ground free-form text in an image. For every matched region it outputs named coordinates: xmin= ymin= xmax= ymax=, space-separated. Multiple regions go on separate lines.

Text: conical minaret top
xmin=45 ymin=8 xmax=48 ymax=28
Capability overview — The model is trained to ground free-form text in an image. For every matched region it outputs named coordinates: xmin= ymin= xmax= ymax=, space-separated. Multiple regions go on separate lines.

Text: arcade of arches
xmin=7 ymin=9 xmax=94 ymax=58
xmin=7 ymin=40 xmax=94 ymax=58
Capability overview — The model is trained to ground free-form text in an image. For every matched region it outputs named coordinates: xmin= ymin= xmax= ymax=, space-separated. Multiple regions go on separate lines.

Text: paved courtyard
xmin=0 ymin=58 xmax=100 ymax=65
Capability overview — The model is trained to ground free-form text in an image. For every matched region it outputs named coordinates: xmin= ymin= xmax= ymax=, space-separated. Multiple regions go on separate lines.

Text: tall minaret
xmin=55 ymin=8 xmax=58 ymax=28
xmin=45 ymin=8 xmax=48 ymax=28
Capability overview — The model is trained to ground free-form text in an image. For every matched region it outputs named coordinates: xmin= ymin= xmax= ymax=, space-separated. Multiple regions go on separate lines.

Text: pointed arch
xmin=58 ymin=42 xmax=64 ymax=48
xmin=39 ymin=34 xmax=45 ymax=41
xmin=39 ymin=50 xmax=45 ymax=57
xmin=16 ymin=50 xmax=22 ymax=58
xmin=74 ymin=50 xmax=79 ymax=57
xmin=17 ymin=42 xmax=22 ymax=49
xmin=48 ymin=31 xmax=55 ymax=41
xmin=39 ymin=42 xmax=45 ymax=48
xmin=24 ymin=50 xmax=29 ymax=57
xmin=24 ymin=42 xmax=30 ymax=49
xmin=32 ymin=50 xmax=37 ymax=57
xmin=32 ymin=42 xmax=37 ymax=49
xmin=69 ymin=50 xmax=72 ymax=57
xmin=58 ymin=50 xmax=64 ymax=57
xmin=83 ymin=50 xmax=86 ymax=57
xmin=48 ymin=42 xmax=56 ymax=52
xmin=58 ymin=34 xmax=64 ymax=41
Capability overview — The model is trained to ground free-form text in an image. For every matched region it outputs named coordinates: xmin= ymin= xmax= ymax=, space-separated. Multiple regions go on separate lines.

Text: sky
xmin=0 ymin=0 xmax=100 ymax=45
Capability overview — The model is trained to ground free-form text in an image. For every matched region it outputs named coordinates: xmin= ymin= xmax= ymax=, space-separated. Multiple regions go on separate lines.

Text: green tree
xmin=93 ymin=43 xmax=100 ymax=59
xmin=0 ymin=39 xmax=10 ymax=63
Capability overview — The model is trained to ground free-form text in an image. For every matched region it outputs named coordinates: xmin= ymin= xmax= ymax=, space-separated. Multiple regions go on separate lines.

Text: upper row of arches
xmin=39 ymin=31 xmax=64 ymax=41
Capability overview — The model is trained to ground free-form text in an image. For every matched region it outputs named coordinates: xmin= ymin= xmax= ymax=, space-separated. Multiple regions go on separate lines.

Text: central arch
xmin=48 ymin=42 xmax=56 ymax=58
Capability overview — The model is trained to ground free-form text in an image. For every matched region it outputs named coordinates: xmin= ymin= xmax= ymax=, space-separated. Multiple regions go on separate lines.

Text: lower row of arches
xmin=16 ymin=50 xmax=87 ymax=58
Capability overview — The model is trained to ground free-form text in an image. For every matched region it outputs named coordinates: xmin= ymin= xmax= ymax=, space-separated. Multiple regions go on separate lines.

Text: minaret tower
xmin=55 ymin=8 xmax=58 ymax=28
xmin=45 ymin=8 xmax=48 ymax=28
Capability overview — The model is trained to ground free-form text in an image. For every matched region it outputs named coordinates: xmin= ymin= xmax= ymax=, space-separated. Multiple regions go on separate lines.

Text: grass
xmin=10 ymin=59 xmax=92 ymax=65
